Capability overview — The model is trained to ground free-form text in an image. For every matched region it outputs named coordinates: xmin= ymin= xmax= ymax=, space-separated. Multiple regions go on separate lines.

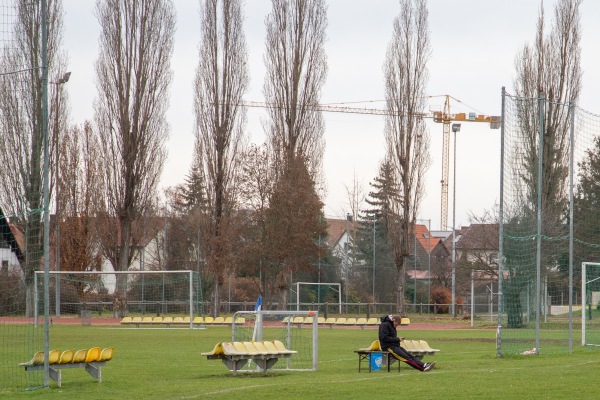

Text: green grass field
xmin=1 ymin=323 xmax=598 ymax=399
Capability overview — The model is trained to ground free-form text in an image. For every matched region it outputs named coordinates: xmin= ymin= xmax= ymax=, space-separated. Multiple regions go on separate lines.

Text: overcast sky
xmin=61 ymin=0 xmax=600 ymax=231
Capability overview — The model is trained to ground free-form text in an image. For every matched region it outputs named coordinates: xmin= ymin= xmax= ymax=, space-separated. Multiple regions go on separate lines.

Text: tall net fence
xmin=0 ymin=209 xmax=44 ymax=391
xmin=1 ymin=0 xmax=47 ymax=390
xmin=499 ymin=90 xmax=600 ymax=356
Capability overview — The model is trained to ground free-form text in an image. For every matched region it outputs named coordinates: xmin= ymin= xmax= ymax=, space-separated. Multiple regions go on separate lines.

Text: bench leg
xmin=254 ymin=358 xmax=278 ymax=372
xmin=85 ymin=363 xmax=102 ymax=383
xmin=48 ymin=367 xmax=62 ymax=388
xmin=221 ymin=358 xmax=248 ymax=376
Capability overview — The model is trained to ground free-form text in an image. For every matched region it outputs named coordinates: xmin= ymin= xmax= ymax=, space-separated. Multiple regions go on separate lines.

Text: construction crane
xmin=430 ymin=95 xmax=500 ymax=230
xmin=241 ymin=98 xmax=500 ymax=230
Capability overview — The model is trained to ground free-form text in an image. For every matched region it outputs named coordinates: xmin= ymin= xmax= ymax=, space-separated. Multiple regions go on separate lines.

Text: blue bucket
xmin=370 ymin=353 xmax=383 ymax=371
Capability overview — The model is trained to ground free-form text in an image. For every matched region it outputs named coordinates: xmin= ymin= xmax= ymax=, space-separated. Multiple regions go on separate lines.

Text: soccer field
xmin=1 ymin=324 xmax=598 ymax=399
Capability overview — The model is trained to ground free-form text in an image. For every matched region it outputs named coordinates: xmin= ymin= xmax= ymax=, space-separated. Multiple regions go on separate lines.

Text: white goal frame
xmin=293 ymin=282 xmax=341 ymax=313
xmin=232 ymin=310 xmax=318 ymax=371
xmin=34 ymin=270 xmax=198 ymax=328
xmin=582 ymin=262 xmax=600 ymax=345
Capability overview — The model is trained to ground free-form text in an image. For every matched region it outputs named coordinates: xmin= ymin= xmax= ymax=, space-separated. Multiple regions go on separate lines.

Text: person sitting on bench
xmin=379 ymin=315 xmax=435 ymax=372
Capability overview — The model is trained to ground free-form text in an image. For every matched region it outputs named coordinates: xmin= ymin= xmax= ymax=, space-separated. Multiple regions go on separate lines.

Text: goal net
xmin=232 ymin=310 xmax=318 ymax=372
xmin=33 ymin=270 xmax=204 ymax=326
xmin=582 ymin=262 xmax=600 ymax=346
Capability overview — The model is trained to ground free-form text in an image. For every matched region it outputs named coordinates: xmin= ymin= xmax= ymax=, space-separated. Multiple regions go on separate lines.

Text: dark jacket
xmin=378 ymin=315 xmax=401 ymax=350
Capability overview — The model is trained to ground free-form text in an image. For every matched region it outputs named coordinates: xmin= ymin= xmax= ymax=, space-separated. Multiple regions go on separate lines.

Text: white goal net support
xmin=582 ymin=262 xmax=600 ymax=346
xmin=34 ymin=270 xmax=204 ymax=328
xmin=232 ymin=310 xmax=318 ymax=372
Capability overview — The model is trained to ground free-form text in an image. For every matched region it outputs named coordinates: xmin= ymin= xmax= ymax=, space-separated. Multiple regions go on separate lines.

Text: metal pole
xmin=470 ymin=270 xmax=474 ymax=327
xmin=372 ymin=218 xmax=376 ymax=301
xmin=497 ymin=87 xmax=506 ymax=358
xmin=451 ymin=129 xmax=457 ymax=316
xmin=41 ymin=0 xmax=50 ymax=386
xmin=54 ymin=86 xmax=60 ymax=317
xmin=428 ymin=219 xmax=431 ymax=313
xmin=568 ymin=102 xmax=575 ymax=353
xmin=535 ymin=93 xmax=545 ymax=354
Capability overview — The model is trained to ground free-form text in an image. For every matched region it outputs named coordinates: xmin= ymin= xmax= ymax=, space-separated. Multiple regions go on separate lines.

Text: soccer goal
xmin=232 ymin=310 xmax=318 ymax=371
xmin=292 ymin=282 xmax=341 ymax=313
xmin=33 ymin=270 xmax=204 ymax=327
xmin=581 ymin=262 xmax=600 ymax=346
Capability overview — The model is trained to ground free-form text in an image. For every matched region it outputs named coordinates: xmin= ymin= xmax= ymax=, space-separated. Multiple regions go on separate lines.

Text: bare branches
xmin=383 ymin=0 xmax=431 ymax=313
xmin=263 ymin=0 xmax=327 ymax=178
xmin=94 ymin=0 xmax=175 ymax=274
xmin=193 ymin=0 xmax=249 ymax=315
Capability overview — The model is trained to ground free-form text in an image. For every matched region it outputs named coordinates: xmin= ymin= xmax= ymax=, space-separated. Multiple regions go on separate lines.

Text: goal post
xmin=232 ymin=310 xmax=318 ymax=371
xmin=293 ymin=282 xmax=341 ymax=313
xmin=33 ymin=270 xmax=203 ymax=328
xmin=582 ymin=262 xmax=600 ymax=346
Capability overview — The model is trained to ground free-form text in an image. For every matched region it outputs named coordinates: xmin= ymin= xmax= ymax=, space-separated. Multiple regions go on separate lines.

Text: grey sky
xmin=62 ymin=0 xmax=600 ymax=230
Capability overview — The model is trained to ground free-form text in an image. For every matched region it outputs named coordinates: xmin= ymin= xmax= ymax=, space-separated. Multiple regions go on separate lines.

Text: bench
xmin=202 ymin=340 xmax=296 ymax=376
xmin=355 ymin=341 xmax=400 ymax=372
xmin=19 ymin=347 xmax=114 ymax=387
xmin=355 ymin=340 xmax=439 ymax=372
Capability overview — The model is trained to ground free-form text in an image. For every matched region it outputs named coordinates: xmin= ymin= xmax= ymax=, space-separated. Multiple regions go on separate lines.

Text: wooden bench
xmin=19 ymin=347 xmax=114 ymax=387
xmin=355 ymin=340 xmax=439 ymax=372
xmin=202 ymin=340 xmax=296 ymax=376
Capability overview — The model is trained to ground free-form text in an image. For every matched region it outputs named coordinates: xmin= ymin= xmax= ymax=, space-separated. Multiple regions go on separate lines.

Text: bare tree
xmin=0 ymin=0 xmax=66 ymax=315
xmin=56 ymin=122 xmax=104 ymax=275
xmin=94 ymin=0 xmax=175 ymax=293
xmin=513 ymin=0 xmax=581 ymax=220
xmin=383 ymin=0 xmax=431 ymax=313
xmin=193 ymin=0 xmax=249 ymax=316
xmin=263 ymin=0 xmax=327 ymax=181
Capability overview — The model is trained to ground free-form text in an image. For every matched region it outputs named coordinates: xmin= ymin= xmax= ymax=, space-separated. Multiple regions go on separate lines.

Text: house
xmin=407 ymin=224 xmax=450 ymax=285
xmin=0 ymin=212 xmax=25 ymax=276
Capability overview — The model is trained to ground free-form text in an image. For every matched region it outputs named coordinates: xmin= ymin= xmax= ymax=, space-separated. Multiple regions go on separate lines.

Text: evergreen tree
xmin=354 ymin=161 xmax=399 ymax=302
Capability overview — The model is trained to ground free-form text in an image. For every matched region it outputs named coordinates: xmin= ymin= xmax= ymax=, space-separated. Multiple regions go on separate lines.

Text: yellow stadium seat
xmin=99 ymin=347 xmax=115 ymax=362
xmin=19 ymin=351 xmax=44 ymax=367
xmin=48 ymin=349 xmax=61 ymax=364
xmin=317 ymin=317 xmax=326 ymax=324
xmin=418 ymin=340 xmax=440 ymax=353
xmin=173 ymin=316 xmax=185 ymax=324
xmin=59 ymin=350 xmax=74 ymax=364
xmin=201 ymin=342 xmax=224 ymax=356
xmin=213 ymin=316 xmax=225 ymax=324
xmin=85 ymin=347 xmax=101 ymax=363
xmin=192 ymin=316 xmax=203 ymax=324
xmin=345 ymin=317 xmax=357 ymax=325
xmin=366 ymin=317 xmax=380 ymax=325
xmin=131 ymin=316 xmax=142 ymax=326
xmin=272 ymin=340 xmax=296 ymax=354
xmin=162 ymin=316 xmax=173 ymax=325
xmin=292 ymin=316 xmax=304 ymax=324
xmin=243 ymin=342 xmax=261 ymax=355
xmin=282 ymin=316 xmax=290 ymax=323
xmin=358 ymin=340 xmax=382 ymax=352
xmin=324 ymin=317 xmax=336 ymax=325
xmin=254 ymin=341 xmax=274 ymax=354
xmin=356 ymin=317 xmax=367 ymax=325
xmin=400 ymin=317 xmax=410 ymax=325
xmin=152 ymin=316 xmax=163 ymax=324
xmin=335 ymin=317 xmax=347 ymax=325
xmin=183 ymin=316 xmax=191 ymax=323
xmin=233 ymin=342 xmax=249 ymax=354
xmin=303 ymin=317 xmax=314 ymax=324
xmin=204 ymin=316 xmax=215 ymax=324
xmin=234 ymin=317 xmax=245 ymax=324
xmin=73 ymin=349 xmax=87 ymax=363
xmin=224 ymin=316 xmax=233 ymax=324
xmin=141 ymin=316 xmax=153 ymax=324
xmin=120 ymin=316 xmax=133 ymax=324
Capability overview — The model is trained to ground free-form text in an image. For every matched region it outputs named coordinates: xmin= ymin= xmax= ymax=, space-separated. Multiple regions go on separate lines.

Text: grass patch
xmin=1 ymin=324 xmax=598 ymax=399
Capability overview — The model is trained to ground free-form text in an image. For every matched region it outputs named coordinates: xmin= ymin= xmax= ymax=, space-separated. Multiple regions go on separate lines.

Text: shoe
xmin=423 ymin=361 xmax=435 ymax=372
